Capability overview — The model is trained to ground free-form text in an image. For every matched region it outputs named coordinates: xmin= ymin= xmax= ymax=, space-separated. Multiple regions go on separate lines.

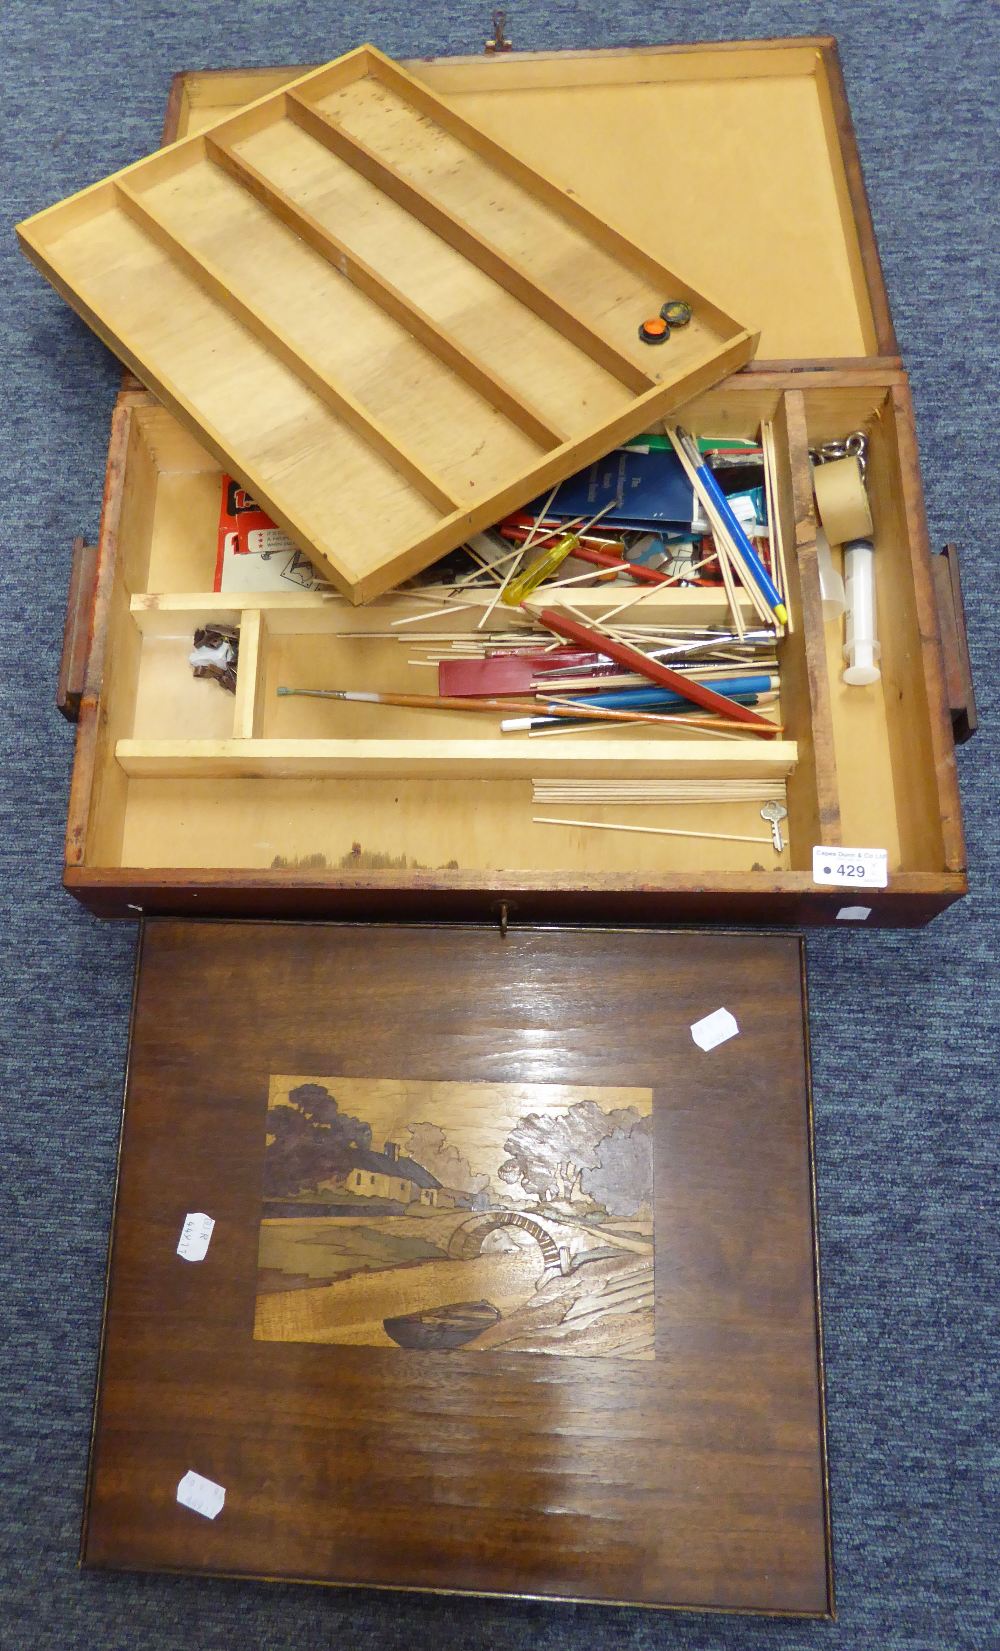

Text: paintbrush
xmin=275 ymin=687 xmax=781 ymax=734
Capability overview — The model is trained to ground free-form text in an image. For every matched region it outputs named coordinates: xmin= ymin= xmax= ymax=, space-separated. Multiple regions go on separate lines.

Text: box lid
xmin=16 ymin=44 xmax=757 ymax=604
xmin=165 ymin=38 xmax=897 ymax=367
xmin=83 ymin=919 xmax=832 ymax=1615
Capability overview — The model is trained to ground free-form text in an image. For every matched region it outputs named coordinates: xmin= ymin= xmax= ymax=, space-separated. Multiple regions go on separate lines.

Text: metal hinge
xmin=485 ymin=9 xmax=513 ymax=52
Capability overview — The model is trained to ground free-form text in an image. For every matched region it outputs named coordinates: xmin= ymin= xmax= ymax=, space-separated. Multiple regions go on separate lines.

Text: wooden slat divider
xmin=284 ymin=91 xmax=655 ymax=395
xmin=232 ymin=608 xmax=268 ymax=739
xmin=115 ymin=736 xmax=799 ymax=782
xmin=773 ymin=389 xmax=842 ymax=857
xmin=203 ymin=136 xmax=568 ymax=451
xmin=115 ymin=180 xmax=460 ymax=516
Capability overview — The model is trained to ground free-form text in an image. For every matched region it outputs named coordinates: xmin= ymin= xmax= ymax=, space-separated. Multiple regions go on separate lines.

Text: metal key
xmin=760 ymin=801 xmax=788 ymax=853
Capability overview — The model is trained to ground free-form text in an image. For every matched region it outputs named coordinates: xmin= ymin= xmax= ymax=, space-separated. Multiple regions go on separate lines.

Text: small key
xmin=760 ymin=801 xmax=788 ymax=853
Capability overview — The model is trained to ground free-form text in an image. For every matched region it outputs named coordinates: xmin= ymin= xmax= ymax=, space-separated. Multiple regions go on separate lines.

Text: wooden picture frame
xmin=83 ymin=920 xmax=833 ymax=1616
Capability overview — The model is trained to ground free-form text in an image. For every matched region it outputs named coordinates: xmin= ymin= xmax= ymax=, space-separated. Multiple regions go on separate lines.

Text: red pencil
xmin=533 ymin=607 xmax=777 ymax=734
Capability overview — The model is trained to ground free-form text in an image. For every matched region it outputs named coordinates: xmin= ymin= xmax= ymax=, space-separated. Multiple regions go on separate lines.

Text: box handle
xmin=56 ymin=535 xmax=98 ymax=723
xmin=932 ymin=543 xmax=977 ymax=743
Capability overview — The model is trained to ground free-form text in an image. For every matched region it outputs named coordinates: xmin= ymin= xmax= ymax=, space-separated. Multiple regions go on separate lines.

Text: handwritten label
xmin=176 ymin=1470 xmax=225 ymax=1520
xmin=836 ymin=905 xmax=873 ymax=922
xmin=690 ymin=1007 xmax=739 ymax=1052
xmin=812 ymin=846 xmax=888 ymax=889
xmin=176 ymin=1212 xmax=215 ymax=1262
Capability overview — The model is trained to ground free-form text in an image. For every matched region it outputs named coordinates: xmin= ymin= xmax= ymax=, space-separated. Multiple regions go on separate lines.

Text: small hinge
xmin=484 ymin=9 xmax=513 ymax=52
xmin=57 ymin=536 xmax=99 ymax=723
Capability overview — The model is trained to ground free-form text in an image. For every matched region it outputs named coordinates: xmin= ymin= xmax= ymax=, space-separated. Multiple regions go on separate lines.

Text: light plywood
xmin=114 ymin=738 xmax=798 ymax=783
xmin=116 ymin=779 xmax=790 ymax=876
xmin=18 ymin=45 xmax=755 ymax=603
xmin=70 ymin=382 xmax=959 ymax=898
xmin=169 ymin=43 xmax=883 ymax=361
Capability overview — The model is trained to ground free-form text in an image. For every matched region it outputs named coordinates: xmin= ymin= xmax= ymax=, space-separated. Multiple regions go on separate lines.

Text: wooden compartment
xmin=17 ymin=45 xmax=754 ymax=604
xmin=58 ymin=38 xmax=968 ymax=925
xmin=64 ymin=370 xmax=964 ymax=923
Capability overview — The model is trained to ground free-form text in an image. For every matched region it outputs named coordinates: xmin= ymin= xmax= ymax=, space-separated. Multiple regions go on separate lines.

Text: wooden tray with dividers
xmin=17 ymin=44 xmax=754 ymax=605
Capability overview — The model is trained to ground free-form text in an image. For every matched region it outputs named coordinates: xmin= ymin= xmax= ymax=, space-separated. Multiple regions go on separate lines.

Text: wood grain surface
xmin=83 ymin=921 xmax=831 ymax=1615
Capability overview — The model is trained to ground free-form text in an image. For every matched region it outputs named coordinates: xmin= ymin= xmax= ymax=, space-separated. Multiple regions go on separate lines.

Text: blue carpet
xmin=1 ymin=3 xmax=997 ymax=1648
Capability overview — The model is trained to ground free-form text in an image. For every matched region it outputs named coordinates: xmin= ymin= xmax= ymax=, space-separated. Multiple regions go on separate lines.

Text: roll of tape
xmin=812 ymin=455 xmax=873 ymax=545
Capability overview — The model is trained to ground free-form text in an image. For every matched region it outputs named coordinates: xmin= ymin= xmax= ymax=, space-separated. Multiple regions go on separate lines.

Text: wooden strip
xmin=232 ymin=609 xmax=267 ymax=739
xmin=773 ymin=390 xmax=842 ymax=857
xmin=115 ymin=180 xmax=459 ymax=516
xmin=114 ymin=735 xmax=798 ymax=782
xmin=885 ymin=382 xmax=966 ymax=874
xmin=815 ymin=43 xmax=898 ymax=359
xmin=204 ymin=136 xmax=567 ymax=450
xmin=284 ymin=91 xmax=655 ymax=395
xmin=127 ymin=583 xmax=751 ymax=637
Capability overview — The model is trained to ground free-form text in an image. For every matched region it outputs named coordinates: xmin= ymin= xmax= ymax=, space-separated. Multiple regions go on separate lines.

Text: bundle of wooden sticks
xmin=281 ymin=423 xmax=792 ymax=843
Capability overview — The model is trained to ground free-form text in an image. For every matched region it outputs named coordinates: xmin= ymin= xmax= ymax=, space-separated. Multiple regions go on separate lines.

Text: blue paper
xmin=524 ymin=447 xmax=694 ymax=532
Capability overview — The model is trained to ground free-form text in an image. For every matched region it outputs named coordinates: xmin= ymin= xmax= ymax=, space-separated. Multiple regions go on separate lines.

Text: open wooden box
xmin=60 ymin=38 xmax=971 ymax=924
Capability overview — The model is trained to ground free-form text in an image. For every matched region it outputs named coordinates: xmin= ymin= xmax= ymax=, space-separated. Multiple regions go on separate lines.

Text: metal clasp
xmin=485 ymin=9 xmax=512 ymax=52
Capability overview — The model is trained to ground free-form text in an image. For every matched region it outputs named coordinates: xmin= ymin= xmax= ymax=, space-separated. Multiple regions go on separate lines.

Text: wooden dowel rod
xmin=533 ymin=816 xmax=776 ymax=846
xmin=285 ymin=91 xmax=655 ymax=394
xmin=115 ymin=179 xmax=459 ymax=516
xmin=204 ymin=135 xmax=567 ymax=449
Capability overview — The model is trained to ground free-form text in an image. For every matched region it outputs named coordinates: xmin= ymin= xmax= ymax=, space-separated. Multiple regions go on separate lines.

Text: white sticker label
xmin=836 ymin=905 xmax=873 ymax=922
xmin=176 ymin=1470 xmax=225 ymax=1520
xmin=244 ymin=526 xmax=296 ymax=558
xmin=690 ymin=1006 xmax=740 ymax=1052
xmin=176 ymin=1212 xmax=215 ymax=1262
xmin=812 ymin=846 xmax=888 ymax=889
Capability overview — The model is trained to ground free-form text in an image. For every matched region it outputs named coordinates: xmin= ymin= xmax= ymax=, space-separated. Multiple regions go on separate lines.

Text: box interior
xmin=175 ymin=41 xmax=883 ymax=363
xmin=74 ymin=379 xmax=950 ymax=883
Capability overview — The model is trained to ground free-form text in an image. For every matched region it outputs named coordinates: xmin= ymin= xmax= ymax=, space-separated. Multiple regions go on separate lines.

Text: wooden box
xmin=83 ymin=920 xmax=832 ymax=1616
xmin=59 ymin=38 xmax=972 ymax=925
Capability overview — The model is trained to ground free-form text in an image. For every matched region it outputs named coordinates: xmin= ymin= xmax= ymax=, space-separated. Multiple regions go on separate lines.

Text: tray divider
xmin=284 ymin=91 xmax=655 ymax=395
xmin=113 ymin=736 xmax=799 ymax=783
xmin=773 ymin=389 xmax=842 ymax=860
xmin=232 ymin=609 xmax=268 ymax=739
xmin=114 ymin=180 xmax=460 ymax=516
xmin=202 ymin=135 xmax=567 ymax=451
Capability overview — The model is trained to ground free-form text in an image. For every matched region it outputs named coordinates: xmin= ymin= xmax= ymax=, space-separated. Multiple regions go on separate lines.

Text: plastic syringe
xmin=842 ymin=536 xmax=881 ymax=685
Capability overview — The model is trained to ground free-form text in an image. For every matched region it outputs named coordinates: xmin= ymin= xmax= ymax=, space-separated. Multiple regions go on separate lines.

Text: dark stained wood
xmin=63 ymin=865 xmax=968 ymax=926
xmin=888 ymin=381 xmax=967 ymax=875
xmin=83 ymin=922 xmax=832 ymax=1615
xmin=63 ymin=394 xmax=137 ymax=869
xmin=56 ymin=537 xmax=98 ymax=722
xmin=817 ymin=42 xmax=900 ymax=359
xmin=932 ymin=545 xmax=978 ymax=743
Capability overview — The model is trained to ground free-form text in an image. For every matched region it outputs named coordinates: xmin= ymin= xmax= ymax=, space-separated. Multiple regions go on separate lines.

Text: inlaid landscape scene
xmin=255 ymin=1076 xmax=655 ymax=1358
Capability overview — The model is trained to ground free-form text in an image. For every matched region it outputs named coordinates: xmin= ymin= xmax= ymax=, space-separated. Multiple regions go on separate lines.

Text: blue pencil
xmin=673 ymin=426 xmax=788 ymax=624
xmin=502 ymin=692 xmax=771 ymax=732
xmin=572 ymin=675 xmax=777 ymax=711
